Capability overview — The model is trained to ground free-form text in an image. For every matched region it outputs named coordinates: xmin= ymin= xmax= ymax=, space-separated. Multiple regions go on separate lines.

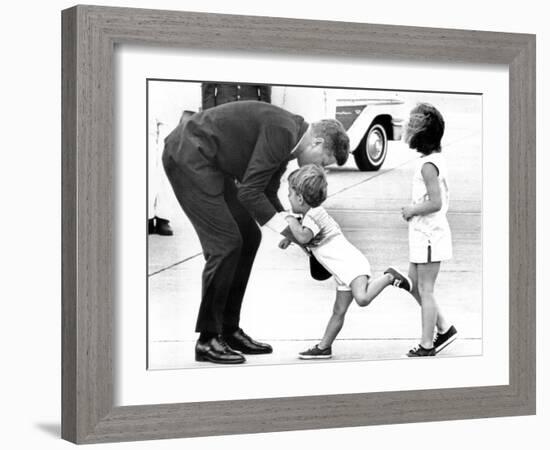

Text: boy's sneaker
xmin=433 ymin=325 xmax=458 ymax=354
xmin=407 ymin=344 xmax=436 ymax=357
xmin=298 ymin=344 xmax=332 ymax=360
xmin=384 ymin=267 xmax=413 ymax=292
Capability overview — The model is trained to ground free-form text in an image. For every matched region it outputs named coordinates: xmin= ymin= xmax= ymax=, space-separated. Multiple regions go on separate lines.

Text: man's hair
xmin=405 ymin=103 xmax=445 ymax=155
xmin=288 ymin=164 xmax=327 ymax=207
xmin=311 ymin=119 xmax=350 ymax=166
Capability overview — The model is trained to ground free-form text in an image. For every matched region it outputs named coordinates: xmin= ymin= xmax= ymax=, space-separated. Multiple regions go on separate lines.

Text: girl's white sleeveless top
xmin=410 ymin=152 xmax=450 ymax=236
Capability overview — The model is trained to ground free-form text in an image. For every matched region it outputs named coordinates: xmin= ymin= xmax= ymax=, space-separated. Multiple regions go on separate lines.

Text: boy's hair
xmin=288 ymin=164 xmax=327 ymax=207
xmin=405 ymin=103 xmax=445 ymax=155
xmin=311 ymin=119 xmax=350 ymax=166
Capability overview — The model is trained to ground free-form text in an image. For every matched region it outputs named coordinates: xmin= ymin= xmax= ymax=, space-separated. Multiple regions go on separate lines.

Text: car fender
xmin=336 ymin=100 xmax=405 ymax=152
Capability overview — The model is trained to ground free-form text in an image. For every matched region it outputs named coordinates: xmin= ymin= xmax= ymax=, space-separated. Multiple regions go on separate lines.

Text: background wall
xmin=0 ymin=0 xmax=545 ymax=448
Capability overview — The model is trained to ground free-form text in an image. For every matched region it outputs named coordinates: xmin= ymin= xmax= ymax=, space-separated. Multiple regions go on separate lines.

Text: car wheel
xmin=353 ymin=123 xmax=388 ymax=171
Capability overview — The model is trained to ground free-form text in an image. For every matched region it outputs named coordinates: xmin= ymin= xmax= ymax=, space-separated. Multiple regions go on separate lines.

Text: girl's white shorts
xmin=409 ymin=227 xmax=453 ymax=263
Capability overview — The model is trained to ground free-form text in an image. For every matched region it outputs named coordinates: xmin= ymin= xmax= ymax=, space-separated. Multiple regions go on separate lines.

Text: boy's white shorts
xmin=311 ymin=235 xmax=371 ymax=291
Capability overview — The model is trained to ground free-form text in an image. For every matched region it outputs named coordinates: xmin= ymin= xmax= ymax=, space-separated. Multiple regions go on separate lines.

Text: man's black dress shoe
xmin=148 ymin=217 xmax=174 ymax=236
xmin=195 ymin=335 xmax=245 ymax=364
xmin=147 ymin=218 xmax=155 ymax=234
xmin=223 ymin=328 xmax=273 ymax=354
xmin=155 ymin=217 xmax=174 ymax=236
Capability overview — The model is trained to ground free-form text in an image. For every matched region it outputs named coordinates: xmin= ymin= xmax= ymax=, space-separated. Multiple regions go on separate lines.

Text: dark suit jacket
xmin=163 ymin=101 xmax=308 ymax=226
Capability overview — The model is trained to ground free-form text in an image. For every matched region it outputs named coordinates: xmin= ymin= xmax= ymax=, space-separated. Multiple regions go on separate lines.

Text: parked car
xmin=335 ymin=98 xmax=405 ymax=171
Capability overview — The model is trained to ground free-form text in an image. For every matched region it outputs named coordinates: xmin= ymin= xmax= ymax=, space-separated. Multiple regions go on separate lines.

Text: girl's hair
xmin=405 ymin=103 xmax=445 ymax=155
xmin=288 ymin=164 xmax=327 ymax=207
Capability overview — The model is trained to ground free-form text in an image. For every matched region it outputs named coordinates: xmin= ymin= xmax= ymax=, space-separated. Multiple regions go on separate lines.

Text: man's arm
xmin=237 ymin=126 xmax=292 ymax=225
xmin=264 ymin=165 xmax=287 ymax=212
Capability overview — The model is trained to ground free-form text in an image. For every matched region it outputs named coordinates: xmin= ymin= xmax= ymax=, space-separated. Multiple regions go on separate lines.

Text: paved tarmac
xmin=147 ymin=108 xmax=482 ymax=370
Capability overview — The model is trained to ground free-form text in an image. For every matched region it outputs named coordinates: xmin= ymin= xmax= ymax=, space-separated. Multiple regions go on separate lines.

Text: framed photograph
xmin=145 ymin=81 xmax=484 ymax=372
xmin=62 ymin=5 xmax=536 ymax=444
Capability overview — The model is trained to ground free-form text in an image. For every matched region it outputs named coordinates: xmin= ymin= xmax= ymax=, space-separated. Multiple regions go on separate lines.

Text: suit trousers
xmin=162 ymin=154 xmax=262 ymax=334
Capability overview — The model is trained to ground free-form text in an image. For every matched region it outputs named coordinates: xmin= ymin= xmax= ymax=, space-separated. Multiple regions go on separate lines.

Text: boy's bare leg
xmin=318 ymin=290 xmax=354 ymax=349
xmin=351 ymin=274 xmax=393 ymax=307
xmin=408 ymin=263 xmax=450 ymax=333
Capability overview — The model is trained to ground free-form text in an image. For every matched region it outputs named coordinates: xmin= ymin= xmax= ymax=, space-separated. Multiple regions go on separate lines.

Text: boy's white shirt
xmin=300 ymin=211 xmax=321 ymax=237
xmin=301 ymin=206 xmax=342 ymax=247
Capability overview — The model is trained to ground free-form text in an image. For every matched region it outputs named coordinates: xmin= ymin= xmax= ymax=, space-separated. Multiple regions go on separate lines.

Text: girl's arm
xmin=284 ymin=215 xmax=314 ymax=245
xmin=402 ymin=162 xmax=442 ymax=220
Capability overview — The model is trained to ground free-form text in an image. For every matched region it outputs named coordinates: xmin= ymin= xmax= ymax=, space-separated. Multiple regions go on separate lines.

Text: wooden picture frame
xmin=61 ymin=5 xmax=536 ymax=444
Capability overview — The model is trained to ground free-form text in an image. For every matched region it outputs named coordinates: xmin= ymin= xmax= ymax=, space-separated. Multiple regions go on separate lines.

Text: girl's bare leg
xmin=408 ymin=263 xmax=450 ymax=333
xmin=416 ymin=262 xmax=442 ymax=348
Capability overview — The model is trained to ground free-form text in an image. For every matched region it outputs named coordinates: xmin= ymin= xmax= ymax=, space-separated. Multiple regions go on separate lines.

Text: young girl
xmin=279 ymin=164 xmax=412 ymax=359
xmin=401 ymin=103 xmax=458 ymax=357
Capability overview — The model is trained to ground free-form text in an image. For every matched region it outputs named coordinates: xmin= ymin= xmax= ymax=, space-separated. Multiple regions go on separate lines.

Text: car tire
xmin=353 ymin=123 xmax=388 ymax=171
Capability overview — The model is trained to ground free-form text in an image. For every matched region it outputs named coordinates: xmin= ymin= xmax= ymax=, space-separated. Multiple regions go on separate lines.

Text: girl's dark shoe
xmin=433 ymin=325 xmax=458 ymax=353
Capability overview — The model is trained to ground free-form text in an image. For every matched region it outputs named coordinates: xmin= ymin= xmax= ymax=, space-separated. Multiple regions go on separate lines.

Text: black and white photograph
xmin=2 ymin=0 xmax=544 ymax=447
xmin=147 ymin=81 xmax=482 ymax=369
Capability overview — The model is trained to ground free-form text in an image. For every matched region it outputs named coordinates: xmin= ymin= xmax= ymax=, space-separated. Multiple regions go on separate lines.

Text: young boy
xmin=279 ymin=164 xmax=412 ymax=359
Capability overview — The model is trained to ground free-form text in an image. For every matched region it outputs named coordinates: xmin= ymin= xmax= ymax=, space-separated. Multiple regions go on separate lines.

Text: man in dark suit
xmin=162 ymin=100 xmax=349 ymax=364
